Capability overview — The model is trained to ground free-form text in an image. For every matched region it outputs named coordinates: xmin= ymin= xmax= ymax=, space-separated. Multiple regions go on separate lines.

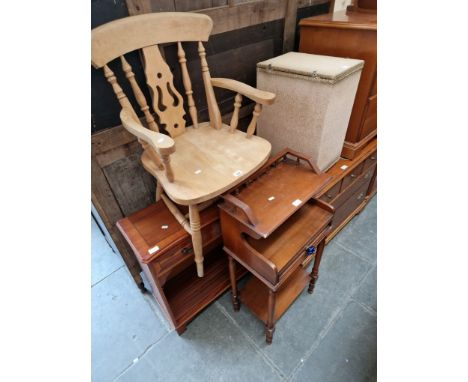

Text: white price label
xmin=147 ymin=245 xmax=160 ymax=255
xmin=292 ymin=199 xmax=302 ymax=207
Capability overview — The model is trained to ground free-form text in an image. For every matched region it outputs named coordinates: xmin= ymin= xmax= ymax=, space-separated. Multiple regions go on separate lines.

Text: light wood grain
xmin=91 ymin=13 xmax=213 ymax=68
xmin=143 ymin=45 xmax=186 ymax=138
xmin=103 ymin=65 xmax=138 ymax=121
xmin=198 ymin=42 xmax=222 ymax=130
xmin=189 ymin=204 xmax=204 ymax=277
xmin=177 ymin=42 xmax=199 ymax=128
xmin=141 ymin=122 xmax=271 ymax=205
xmin=229 ymin=93 xmax=242 ymax=133
xmin=211 ymin=78 xmax=276 ymax=105
xmin=120 ymin=109 xmax=175 ymax=154
xmin=161 ymin=194 xmax=192 ymax=234
xmin=246 ymin=103 xmax=262 ymax=138
xmin=120 ymin=55 xmax=159 ymax=132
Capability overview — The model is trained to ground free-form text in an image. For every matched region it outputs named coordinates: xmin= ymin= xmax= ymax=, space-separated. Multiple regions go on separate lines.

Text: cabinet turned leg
xmin=308 ymin=240 xmax=326 ymax=294
xmin=265 ymin=289 xmax=276 ymax=344
xmin=228 ymin=256 xmax=240 ymax=311
xmin=189 ymin=204 xmax=204 ymax=277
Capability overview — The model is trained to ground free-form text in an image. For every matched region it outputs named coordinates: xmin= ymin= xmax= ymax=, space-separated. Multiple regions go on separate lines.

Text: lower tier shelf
xmin=240 ymin=267 xmax=310 ymax=323
xmin=163 ymin=249 xmax=246 ymax=330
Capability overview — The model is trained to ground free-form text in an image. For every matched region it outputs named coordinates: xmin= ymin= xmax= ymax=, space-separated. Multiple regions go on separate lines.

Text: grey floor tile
xmin=115 ymin=304 xmax=282 ymax=382
xmin=218 ymin=241 xmax=370 ymax=378
xmin=92 ymin=267 xmax=168 ymax=382
xmin=352 ymin=265 xmax=377 ymax=312
xmin=334 ymin=197 xmax=377 ymax=264
xmin=291 ymin=301 xmax=377 ymax=382
xmin=91 ymin=217 xmax=123 ymax=286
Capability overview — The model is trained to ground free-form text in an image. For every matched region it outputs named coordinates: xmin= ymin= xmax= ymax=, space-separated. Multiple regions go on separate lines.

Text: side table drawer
xmin=152 ymin=220 xmax=222 ymax=283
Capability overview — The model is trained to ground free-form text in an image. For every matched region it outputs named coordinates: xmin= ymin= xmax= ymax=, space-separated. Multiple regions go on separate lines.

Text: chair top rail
xmin=92 ymin=12 xmax=213 ymax=68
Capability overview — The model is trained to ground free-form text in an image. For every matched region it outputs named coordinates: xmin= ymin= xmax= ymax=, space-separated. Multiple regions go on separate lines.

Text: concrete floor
xmin=92 ymin=196 xmax=376 ymax=382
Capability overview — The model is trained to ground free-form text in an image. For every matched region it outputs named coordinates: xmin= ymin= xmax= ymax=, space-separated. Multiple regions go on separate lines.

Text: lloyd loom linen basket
xmin=257 ymin=52 xmax=364 ymax=171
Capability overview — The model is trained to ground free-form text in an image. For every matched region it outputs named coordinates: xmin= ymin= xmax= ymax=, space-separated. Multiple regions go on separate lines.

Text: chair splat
xmin=142 ymin=45 xmax=186 ymax=138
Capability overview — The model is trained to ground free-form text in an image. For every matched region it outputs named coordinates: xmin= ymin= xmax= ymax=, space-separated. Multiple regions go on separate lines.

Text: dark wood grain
xmin=299 ymin=9 xmax=377 ymax=159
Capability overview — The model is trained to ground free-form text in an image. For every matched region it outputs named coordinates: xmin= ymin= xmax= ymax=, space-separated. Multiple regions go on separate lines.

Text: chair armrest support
xmin=120 ymin=108 xmax=176 ymax=182
xmin=120 ymin=108 xmax=175 ymax=155
xmin=211 ymin=78 xmax=276 ymax=105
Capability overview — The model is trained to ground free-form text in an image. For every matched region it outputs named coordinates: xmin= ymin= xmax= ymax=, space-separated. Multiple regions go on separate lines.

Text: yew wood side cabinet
xmin=299 ymin=10 xmax=377 ymax=159
xmin=219 ymin=150 xmax=334 ymax=344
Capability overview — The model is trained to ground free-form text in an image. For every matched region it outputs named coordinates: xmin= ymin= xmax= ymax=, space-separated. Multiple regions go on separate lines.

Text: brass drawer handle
xmin=370 ymin=156 xmax=376 ymax=160
xmin=357 ymin=192 xmax=364 ymax=200
xmin=350 ymin=174 xmax=357 ymax=178
xmin=364 ymin=172 xmax=370 ymax=179
xmin=181 ymin=247 xmax=193 ymax=255
xmin=326 ymin=193 xmax=333 ymax=199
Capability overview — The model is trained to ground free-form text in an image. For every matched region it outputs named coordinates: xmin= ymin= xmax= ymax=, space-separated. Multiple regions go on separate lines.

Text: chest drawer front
xmin=331 ymin=175 xmax=373 ymax=230
xmin=340 ymin=163 xmax=364 ymax=191
xmin=319 ymin=181 xmax=342 ymax=203
xmin=333 ymin=163 xmax=376 ymax=209
xmin=363 ymin=150 xmax=377 ymax=170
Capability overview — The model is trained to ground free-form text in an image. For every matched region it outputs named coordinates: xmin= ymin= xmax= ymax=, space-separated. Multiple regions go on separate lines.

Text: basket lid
xmin=257 ymin=52 xmax=364 ymax=84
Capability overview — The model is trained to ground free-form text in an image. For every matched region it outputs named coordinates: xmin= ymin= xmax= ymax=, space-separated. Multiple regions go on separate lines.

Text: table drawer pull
xmin=326 ymin=193 xmax=333 ymax=199
xmin=370 ymin=156 xmax=376 ymax=160
xmin=350 ymin=174 xmax=357 ymax=178
xmin=357 ymin=192 xmax=364 ymax=201
xmin=181 ymin=247 xmax=193 ymax=255
xmin=304 ymin=245 xmax=316 ymax=256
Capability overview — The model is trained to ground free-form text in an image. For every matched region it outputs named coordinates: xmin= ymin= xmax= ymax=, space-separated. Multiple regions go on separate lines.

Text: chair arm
xmin=120 ymin=108 xmax=175 ymax=155
xmin=211 ymin=78 xmax=276 ymax=105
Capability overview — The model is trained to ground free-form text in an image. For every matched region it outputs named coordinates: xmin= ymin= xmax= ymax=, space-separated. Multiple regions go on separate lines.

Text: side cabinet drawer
xmin=151 ymin=220 xmax=222 ymax=284
xmin=363 ymin=150 xmax=377 ymax=170
xmin=319 ymin=181 xmax=341 ymax=203
xmin=331 ymin=175 xmax=373 ymax=230
xmin=340 ymin=163 xmax=364 ymax=191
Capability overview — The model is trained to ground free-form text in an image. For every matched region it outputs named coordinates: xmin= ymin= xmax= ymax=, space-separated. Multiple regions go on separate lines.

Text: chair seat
xmin=141 ymin=122 xmax=271 ymax=205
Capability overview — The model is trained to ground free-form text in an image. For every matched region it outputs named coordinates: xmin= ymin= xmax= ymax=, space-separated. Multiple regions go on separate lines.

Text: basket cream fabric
xmin=257 ymin=52 xmax=363 ymax=171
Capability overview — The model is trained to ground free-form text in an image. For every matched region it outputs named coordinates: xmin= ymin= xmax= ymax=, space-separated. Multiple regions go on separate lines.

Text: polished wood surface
xmin=299 ymin=10 xmax=377 ymax=159
xmin=220 ymin=150 xmax=332 ymax=239
xmin=116 ymin=199 xmax=245 ymax=334
xmin=220 ymin=149 xmax=333 ymax=343
xmin=316 ymin=138 xmax=377 ymax=242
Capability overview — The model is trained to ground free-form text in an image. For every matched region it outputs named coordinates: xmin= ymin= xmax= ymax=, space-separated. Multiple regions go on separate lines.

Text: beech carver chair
xmin=91 ymin=13 xmax=276 ymax=277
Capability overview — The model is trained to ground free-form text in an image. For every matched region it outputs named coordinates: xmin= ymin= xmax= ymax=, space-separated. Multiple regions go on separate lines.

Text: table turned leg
xmin=265 ymin=289 xmax=276 ymax=344
xmin=228 ymin=256 xmax=240 ymax=311
xmin=308 ymin=239 xmax=326 ymax=294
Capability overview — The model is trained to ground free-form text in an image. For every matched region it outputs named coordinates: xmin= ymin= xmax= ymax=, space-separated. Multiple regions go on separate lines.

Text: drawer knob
xmin=371 ymin=156 xmax=376 ymax=160
xmin=181 ymin=247 xmax=193 ymax=255
xmin=364 ymin=172 xmax=370 ymax=179
xmin=350 ymin=174 xmax=356 ymax=178
xmin=357 ymin=192 xmax=364 ymax=200
xmin=326 ymin=193 xmax=333 ymax=199
xmin=305 ymin=245 xmax=316 ymax=256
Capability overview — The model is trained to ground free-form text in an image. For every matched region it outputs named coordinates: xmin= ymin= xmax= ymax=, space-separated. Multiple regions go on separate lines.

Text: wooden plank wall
xmin=91 ymin=0 xmax=330 ymax=288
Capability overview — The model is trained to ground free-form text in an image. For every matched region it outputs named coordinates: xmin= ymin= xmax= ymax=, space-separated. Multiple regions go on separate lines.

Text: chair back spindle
xmin=177 ymin=42 xmax=199 ymax=128
xmin=198 ymin=42 xmax=222 ymax=130
xmin=120 ymin=55 xmax=159 ymax=132
xmin=103 ymin=65 xmax=138 ymax=122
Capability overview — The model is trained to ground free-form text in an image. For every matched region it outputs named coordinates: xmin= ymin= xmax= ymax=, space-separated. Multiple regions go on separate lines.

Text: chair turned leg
xmin=189 ymin=204 xmax=204 ymax=277
xmin=265 ymin=289 xmax=276 ymax=344
xmin=228 ymin=256 xmax=240 ymax=311
xmin=308 ymin=240 xmax=326 ymax=294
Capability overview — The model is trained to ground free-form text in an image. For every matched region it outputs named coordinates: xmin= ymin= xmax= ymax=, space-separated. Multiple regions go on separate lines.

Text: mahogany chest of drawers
xmin=299 ymin=10 xmax=377 ymax=159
